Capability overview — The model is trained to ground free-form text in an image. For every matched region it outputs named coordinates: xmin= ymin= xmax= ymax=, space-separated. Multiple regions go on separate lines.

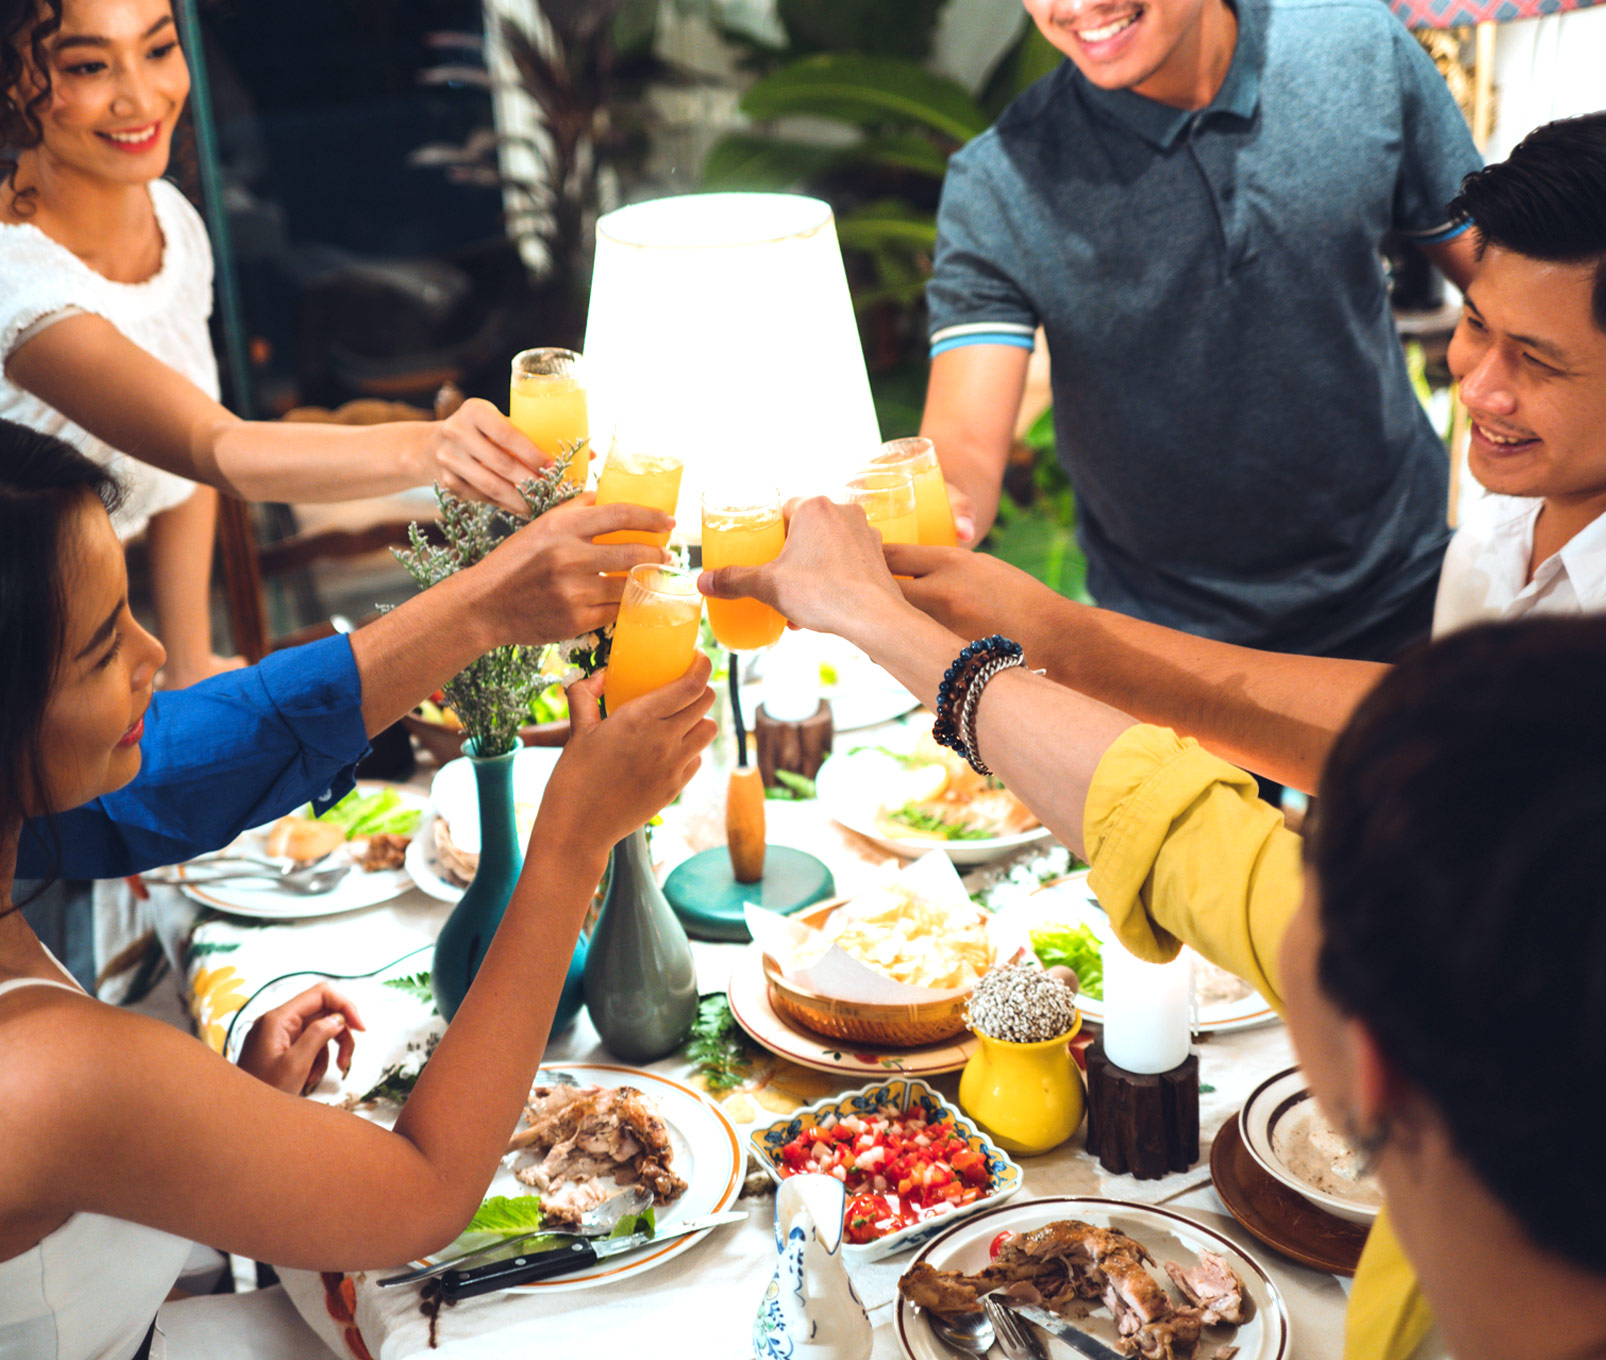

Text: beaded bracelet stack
xmin=933 ymin=634 xmax=1026 ymax=776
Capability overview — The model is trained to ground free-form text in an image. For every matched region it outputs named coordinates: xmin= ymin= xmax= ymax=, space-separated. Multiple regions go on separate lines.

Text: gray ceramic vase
xmin=582 ymin=825 xmax=698 ymax=1061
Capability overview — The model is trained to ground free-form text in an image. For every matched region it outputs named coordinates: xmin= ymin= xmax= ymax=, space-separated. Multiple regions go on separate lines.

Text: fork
xmin=984 ymin=1296 xmax=1046 ymax=1360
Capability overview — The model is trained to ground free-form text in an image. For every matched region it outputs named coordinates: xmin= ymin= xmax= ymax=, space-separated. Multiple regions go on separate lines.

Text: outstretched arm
xmin=3 ymin=665 xmax=716 ymax=1272
xmin=7 ymin=315 xmax=556 ymax=513
xmin=919 ymin=344 xmax=1029 ymax=544
xmin=884 ymin=544 xmax=1387 ymax=794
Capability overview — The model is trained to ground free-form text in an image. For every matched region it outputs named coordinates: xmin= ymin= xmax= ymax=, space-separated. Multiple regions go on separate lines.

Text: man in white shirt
xmin=881 ymin=110 xmax=1606 ymax=795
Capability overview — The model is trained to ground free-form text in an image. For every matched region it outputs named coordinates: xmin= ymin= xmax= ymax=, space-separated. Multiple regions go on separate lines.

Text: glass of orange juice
xmin=842 ymin=471 xmax=919 ymax=546
xmin=701 ymin=486 xmax=787 ymax=652
xmin=509 ymin=348 xmax=589 ymax=488
xmin=868 ymin=437 xmax=957 ymax=547
xmin=603 ymin=565 xmax=704 ymax=712
xmin=593 ymin=438 xmax=684 ymax=552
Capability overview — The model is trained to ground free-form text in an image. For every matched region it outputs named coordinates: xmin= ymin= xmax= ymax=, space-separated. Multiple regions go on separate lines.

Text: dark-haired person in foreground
xmin=895 ymin=110 xmax=1606 ymax=796
xmin=0 ymin=420 xmax=715 ymax=1356
xmin=701 ymin=498 xmax=1606 ymax=1360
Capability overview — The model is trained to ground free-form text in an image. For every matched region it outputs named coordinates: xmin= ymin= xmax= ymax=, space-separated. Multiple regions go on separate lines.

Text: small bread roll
xmin=265 ymin=817 xmax=347 ymax=862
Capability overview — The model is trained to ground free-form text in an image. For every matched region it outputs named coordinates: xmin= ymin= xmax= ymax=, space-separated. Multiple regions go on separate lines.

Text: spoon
xmin=924 ymin=1306 xmax=995 ymax=1357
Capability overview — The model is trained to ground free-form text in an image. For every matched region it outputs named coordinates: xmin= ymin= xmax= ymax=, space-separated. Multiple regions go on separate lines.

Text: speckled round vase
xmin=432 ymin=741 xmax=586 ymax=1030
xmin=583 ymin=825 xmax=698 ymax=1062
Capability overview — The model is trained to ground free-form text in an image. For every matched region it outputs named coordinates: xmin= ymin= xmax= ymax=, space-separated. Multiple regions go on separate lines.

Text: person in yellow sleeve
xmin=702 ymin=498 xmax=1606 ymax=1360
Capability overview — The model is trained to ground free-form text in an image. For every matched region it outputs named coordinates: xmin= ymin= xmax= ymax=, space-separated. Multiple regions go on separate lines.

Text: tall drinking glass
xmin=593 ymin=439 xmax=684 ymax=551
xmin=701 ymin=486 xmax=787 ymax=652
xmin=869 ymin=436 xmax=957 ymax=547
xmin=509 ymin=348 xmax=589 ymax=488
xmin=842 ymin=470 xmax=919 ymax=546
xmin=603 ymin=565 xmax=704 ymax=712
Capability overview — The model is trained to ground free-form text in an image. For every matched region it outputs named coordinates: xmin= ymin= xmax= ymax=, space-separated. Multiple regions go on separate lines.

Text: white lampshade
xmin=583 ymin=192 xmax=882 ymax=542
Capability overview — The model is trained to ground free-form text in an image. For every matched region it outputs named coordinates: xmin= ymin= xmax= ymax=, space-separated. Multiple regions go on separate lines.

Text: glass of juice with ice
xmin=593 ymin=439 xmax=684 ymax=552
xmin=701 ymin=486 xmax=787 ymax=652
xmin=603 ymin=564 xmax=704 ymax=712
xmin=842 ymin=470 xmax=919 ymax=547
xmin=868 ymin=436 xmax=957 ymax=547
xmin=509 ymin=348 xmax=589 ymax=488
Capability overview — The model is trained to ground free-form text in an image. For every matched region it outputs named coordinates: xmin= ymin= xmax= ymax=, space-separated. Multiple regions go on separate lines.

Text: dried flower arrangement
xmin=394 ymin=446 xmax=608 ymax=758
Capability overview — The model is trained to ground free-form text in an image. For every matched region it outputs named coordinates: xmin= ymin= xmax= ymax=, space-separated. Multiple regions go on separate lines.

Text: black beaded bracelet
xmin=933 ymin=635 xmax=1024 ymax=771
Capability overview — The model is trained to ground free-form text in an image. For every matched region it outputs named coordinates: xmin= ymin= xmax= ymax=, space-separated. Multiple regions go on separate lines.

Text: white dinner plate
xmin=176 ymin=782 xmax=428 ymax=920
xmin=894 ymin=1196 xmax=1292 ymax=1360
xmin=416 ymin=1063 xmax=744 ymax=1292
xmin=992 ymin=873 xmax=1280 ymax=1033
xmin=814 ymin=745 xmax=1053 ymax=866
xmin=1240 ymin=1067 xmax=1381 ymax=1227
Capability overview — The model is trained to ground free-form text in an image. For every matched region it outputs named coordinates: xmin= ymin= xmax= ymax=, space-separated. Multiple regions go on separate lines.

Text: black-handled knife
xmin=1005 ymin=1301 xmax=1128 ymax=1360
xmin=440 ymin=1210 xmax=746 ymax=1300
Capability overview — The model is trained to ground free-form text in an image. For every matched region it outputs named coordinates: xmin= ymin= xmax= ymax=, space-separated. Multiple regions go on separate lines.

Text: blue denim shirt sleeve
xmin=1389 ymin=21 xmax=1483 ymax=240
xmin=17 ymin=634 xmax=371 ymax=878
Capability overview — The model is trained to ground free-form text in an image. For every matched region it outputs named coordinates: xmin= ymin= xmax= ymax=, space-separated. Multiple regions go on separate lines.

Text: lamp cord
xmin=729 ymin=654 xmax=747 ymax=767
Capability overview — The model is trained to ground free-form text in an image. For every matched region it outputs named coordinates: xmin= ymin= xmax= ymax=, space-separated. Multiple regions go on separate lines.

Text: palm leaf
xmin=739 ymin=53 xmax=988 ymax=144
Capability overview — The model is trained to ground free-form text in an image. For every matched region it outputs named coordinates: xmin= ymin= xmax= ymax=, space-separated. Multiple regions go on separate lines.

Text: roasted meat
xmin=1164 ymin=1252 xmax=1247 ymax=1325
xmin=357 ymin=834 xmax=410 ymax=872
xmin=897 ymin=1219 xmax=1245 ymax=1360
xmin=508 ymin=1084 xmax=686 ymax=1227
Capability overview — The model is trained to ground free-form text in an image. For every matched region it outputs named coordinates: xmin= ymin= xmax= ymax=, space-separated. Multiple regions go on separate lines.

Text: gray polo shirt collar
xmin=1077 ymin=0 xmax=1263 ymax=148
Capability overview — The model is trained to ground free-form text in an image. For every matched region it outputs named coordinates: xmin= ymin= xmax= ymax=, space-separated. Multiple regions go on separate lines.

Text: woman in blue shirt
xmin=0 ymin=421 xmax=715 ymax=1357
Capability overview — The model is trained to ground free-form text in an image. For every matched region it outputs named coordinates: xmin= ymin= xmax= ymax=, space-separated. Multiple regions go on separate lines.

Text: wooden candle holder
xmin=754 ymin=700 xmax=834 ymax=789
xmin=1083 ymin=1040 xmax=1199 ymax=1180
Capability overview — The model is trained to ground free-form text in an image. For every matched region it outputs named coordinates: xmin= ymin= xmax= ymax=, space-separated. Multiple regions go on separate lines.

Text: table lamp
xmin=585 ymin=192 xmax=879 ymax=938
xmin=583 ymin=192 xmax=882 ymax=533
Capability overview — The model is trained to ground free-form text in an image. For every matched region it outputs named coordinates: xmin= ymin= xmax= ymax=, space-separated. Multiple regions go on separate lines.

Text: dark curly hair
xmin=0 ymin=418 xmax=126 ymax=913
xmin=1312 ymin=616 xmax=1606 ymax=1272
xmin=1 ymin=0 xmax=64 ymax=214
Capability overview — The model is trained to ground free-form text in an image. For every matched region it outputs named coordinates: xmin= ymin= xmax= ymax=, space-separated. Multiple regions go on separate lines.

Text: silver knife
xmin=440 ymin=1209 xmax=747 ymax=1299
xmin=1006 ymin=1301 xmax=1128 ymax=1360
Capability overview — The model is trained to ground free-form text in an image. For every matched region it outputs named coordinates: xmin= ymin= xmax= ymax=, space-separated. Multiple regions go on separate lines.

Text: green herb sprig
xmin=884 ymin=802 xmax=994 ymax=840
xmin=683 ymin=993 xmax=759 ymax=1092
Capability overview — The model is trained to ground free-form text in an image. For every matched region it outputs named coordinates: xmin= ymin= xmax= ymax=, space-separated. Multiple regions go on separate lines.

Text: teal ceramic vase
xmin=583 ymin=825 xmax=698 ymax=1061
xmin=431 ymin=741 xmax=586 ymax=1028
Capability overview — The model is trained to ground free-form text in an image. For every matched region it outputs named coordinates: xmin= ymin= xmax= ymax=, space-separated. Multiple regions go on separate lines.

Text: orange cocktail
xmin=869 ymin=437 xmax=957 ymax=547
xmin=842 ymin=471 xmax=919 ymax=547
xmin=593 ymin=444 xmax=684 ymax=550
xmin=702 ymin=487 xmax=787 ymax=652
xmin=509 ymin=348 xmax=589 ymax=488
xmin=603 ymin=565 xmax=703 ymax=712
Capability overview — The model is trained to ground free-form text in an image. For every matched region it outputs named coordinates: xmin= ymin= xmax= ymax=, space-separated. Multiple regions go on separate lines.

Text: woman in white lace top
xmin=0 ymin=0 xmax=559 ymax=686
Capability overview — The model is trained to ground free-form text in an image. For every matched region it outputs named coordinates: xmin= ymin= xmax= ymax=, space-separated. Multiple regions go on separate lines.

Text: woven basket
xmin=760 ymin=900 xmax=987 ymax=1048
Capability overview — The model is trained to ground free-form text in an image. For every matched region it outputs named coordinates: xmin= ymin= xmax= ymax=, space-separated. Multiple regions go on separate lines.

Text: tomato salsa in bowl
xmin=750 ymin=1077 xmax=1023 ymax=1261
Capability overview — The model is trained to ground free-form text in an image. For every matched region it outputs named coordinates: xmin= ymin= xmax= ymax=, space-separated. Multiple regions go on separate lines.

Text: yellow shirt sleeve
xmin=1081 ymin=724 xmax=1434 ymax=1360
xmin=1082 ymin=724 xmax=1301 ymax=1008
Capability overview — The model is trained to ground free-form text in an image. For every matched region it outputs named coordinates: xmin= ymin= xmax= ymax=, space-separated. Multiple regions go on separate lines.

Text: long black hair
xmin=0 ymin=0 xmax=65 ymax=215
xmin=1313 ymin=616 xmax=1606 ymax=1272
xmin=0 ymin=419 xmax=126 ymax=908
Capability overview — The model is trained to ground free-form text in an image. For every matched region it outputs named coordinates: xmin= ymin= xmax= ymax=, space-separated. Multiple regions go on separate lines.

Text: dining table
xmin=153 ymin=679 xmax=1355 ymax=1360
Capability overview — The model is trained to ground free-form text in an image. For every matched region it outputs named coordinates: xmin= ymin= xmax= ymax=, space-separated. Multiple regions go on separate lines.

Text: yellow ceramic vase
xmin=958 ymin=1015 xmax=1085 ymax=1156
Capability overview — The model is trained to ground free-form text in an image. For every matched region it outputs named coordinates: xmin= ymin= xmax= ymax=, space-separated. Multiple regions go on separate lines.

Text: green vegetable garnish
xmin=311 ymin=789 xmax=422 ymax=839
xmin=765 ymin=770 xmax=816 ymax=801
xmin=884 ymin=802 xmax=994 ymax=841
xmin=466 ymin=1195 xmax=547 ymax=1235
xmin=1029 ymin=922 xmax=1105 ymax=1001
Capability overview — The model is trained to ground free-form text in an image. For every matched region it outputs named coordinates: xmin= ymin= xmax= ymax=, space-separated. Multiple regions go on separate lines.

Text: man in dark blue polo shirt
xmin=924 ymin=0 xmax=1482 ymax=660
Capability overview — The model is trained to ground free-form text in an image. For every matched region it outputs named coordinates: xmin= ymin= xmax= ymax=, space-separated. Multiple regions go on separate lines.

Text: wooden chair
xmin=216 ymin=388 xmax=460 ymax=660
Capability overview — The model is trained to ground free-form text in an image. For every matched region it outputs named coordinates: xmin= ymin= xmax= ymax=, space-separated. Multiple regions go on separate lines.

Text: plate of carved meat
xmin=895 ymin=1196 xmax=1291 ymax=1360
xmin=414 ymin=1063 xmax=742 ymax=1293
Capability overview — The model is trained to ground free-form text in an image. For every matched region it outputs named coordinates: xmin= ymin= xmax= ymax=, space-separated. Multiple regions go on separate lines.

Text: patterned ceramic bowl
xmin=750 ymin=1077 xmax=1024 ymax=1261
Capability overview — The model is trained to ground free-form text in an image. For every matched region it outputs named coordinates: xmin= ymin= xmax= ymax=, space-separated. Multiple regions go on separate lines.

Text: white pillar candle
xmin=1101 ymin=941 xmax=1192 ymax=1075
